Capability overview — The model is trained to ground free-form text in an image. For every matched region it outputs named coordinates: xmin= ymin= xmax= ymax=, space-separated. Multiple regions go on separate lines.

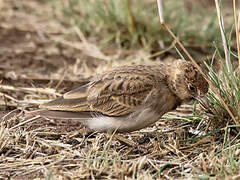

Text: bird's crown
xmin=167 ymin=60 xmax=209 ymax=100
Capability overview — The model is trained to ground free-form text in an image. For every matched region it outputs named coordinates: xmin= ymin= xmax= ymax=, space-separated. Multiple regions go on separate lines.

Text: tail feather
xmin=39 ymin=110 xmax=93 ymax=120
xmin=25 ymin=109 xmax=94 ymax=120
xmin=39 ymin=96 xmax=90 ymax=111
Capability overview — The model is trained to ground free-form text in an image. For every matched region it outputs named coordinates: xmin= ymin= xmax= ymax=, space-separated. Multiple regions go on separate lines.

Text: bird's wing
xmin=85 ymin=67 xmax=158 ymax=116
xmin=87 ymin=79 xmax=153 ymax=116
xmin=39 ymin=84 xmax=91 ymax=111
xmin=40 ymin=65 xmax=165 ymax=116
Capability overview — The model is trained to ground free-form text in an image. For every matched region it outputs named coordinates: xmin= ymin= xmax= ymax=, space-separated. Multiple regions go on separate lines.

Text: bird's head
xmin=167 ymin=60 xmax=209 ymax=102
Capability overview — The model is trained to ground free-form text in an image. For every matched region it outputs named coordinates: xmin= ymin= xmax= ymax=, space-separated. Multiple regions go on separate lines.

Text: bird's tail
xmin=25 ymin=109 xmax=94 ymax=121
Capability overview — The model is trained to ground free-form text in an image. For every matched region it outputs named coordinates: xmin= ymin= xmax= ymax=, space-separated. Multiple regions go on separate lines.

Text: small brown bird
xmin=39 ymin=60 xmax=208 ymax=133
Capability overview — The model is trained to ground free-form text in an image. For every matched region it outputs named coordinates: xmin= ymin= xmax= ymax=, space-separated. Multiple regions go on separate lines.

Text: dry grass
xmin=0 ymin=0 xmax=240 ymax=179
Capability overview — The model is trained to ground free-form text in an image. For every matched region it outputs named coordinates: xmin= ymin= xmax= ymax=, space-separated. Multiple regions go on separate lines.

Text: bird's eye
xmin=188 ymin=84 xmax=196 ymax=92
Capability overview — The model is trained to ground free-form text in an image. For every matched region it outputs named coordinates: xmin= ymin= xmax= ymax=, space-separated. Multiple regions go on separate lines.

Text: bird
xmin=38 ymin=59 xmax=209 ymax=133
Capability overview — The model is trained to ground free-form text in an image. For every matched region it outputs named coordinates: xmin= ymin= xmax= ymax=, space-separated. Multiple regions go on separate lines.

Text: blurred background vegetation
xmin=50 ymin=0 xmax=223 ymax=52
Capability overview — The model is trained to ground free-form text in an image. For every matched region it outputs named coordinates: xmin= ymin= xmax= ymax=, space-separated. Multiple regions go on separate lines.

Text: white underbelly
xmin=85 ymin=108 xmax=160 ymax=132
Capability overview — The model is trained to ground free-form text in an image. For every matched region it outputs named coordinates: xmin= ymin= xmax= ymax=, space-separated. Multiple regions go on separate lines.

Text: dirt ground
xmin=0 ymin=1 xmax=236 ymax=179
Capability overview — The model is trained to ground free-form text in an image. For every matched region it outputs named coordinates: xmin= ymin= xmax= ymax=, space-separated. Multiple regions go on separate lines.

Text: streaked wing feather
xmin=88 ymin=78 xmax=153 ymax=116
xmin=90 ymin=97 xmax=134 ymax=116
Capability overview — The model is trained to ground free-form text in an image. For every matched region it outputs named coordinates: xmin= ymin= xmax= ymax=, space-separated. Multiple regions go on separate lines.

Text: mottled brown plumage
xmin=39 ymin=60 xmax=209 ymax=132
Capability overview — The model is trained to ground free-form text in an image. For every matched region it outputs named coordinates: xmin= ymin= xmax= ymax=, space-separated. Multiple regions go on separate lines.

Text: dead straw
xmin=215 ymin=0 xmax=231 ymax=72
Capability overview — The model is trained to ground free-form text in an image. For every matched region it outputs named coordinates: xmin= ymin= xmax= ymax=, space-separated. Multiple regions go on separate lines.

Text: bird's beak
xmin=195 ymin=96 xmax=209 ymax=110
